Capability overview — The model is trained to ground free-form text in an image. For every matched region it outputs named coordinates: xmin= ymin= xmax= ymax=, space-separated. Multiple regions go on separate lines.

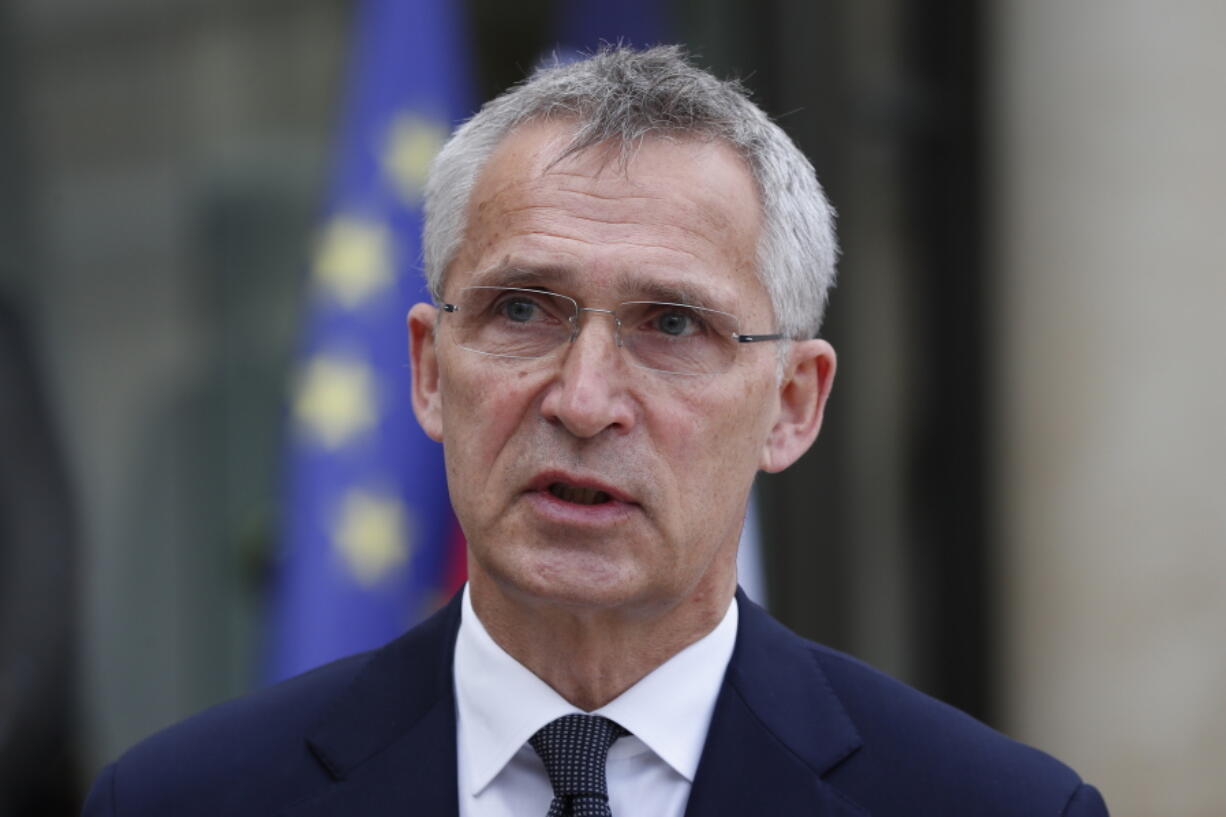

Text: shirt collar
xmin=454 ymin=585 xmax=738 ymax=794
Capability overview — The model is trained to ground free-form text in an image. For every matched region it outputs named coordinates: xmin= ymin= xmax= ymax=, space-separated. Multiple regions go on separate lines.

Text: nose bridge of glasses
xmin=573 ymin=306 xmax=624 ymax=347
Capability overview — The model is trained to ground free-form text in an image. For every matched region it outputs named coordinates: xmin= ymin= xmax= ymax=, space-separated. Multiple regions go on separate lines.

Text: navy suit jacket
xmin=83 ymin=590 xmax=1108 ymax=816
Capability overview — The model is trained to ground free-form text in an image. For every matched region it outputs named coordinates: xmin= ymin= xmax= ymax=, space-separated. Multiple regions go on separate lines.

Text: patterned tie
xmin=529 ymin=714 xmax=629 ymax=817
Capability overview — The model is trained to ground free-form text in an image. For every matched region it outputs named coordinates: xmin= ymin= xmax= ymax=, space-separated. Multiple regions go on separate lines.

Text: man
xmin=84 ymin=46 xmax=1108 ymax=816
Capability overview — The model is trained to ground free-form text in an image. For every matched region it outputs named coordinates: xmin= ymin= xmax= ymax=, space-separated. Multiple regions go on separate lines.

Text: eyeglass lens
xmin=446 ymin=286 xmax=741 ymax=375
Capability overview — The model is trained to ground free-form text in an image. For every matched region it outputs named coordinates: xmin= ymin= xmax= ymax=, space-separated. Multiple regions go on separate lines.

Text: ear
xmin=408 ymin=302 xmax=444 ymax=442
xmin=760 ymin=339 xmax=836 ymax=473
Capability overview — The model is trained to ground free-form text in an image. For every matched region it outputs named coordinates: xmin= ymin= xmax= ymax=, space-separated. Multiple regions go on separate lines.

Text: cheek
xmin=657 ymin=386 xmax=772 ymax=493
xmin=438 ymin=358 xmax=542 ymax=475
xmin=439 ymin=377 xmax=519 ymax=526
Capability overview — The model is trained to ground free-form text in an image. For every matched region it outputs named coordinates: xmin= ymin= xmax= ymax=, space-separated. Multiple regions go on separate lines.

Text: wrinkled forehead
xmin=445 ymin=120 xmax=767 ymax=310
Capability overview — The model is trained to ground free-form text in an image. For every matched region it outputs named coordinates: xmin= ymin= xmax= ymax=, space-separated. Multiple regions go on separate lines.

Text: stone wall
xmin=991 ymin=2 xmax=1226 ymax=814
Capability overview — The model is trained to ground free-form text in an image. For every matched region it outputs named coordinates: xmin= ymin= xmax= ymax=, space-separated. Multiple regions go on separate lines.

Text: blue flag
xmin=266 ymin=0 xmax=472 ymax=683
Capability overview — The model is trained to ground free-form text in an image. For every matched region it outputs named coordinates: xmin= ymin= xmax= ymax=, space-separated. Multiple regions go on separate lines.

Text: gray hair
xmin=422 ymin=45 xmax=837 ymax=339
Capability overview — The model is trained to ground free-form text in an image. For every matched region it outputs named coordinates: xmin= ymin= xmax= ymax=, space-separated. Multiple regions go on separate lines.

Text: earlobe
xmin=408 ymin=303 xmax=444 ymax=441
xmin=760 ymin=339 xmax=836 ymax=473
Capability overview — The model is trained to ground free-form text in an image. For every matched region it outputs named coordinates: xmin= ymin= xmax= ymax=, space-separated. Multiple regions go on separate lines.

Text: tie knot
xmin=529 ymin=714 xmax=628 ymax=800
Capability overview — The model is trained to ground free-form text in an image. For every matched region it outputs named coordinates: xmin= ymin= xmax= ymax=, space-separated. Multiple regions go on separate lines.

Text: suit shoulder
xmin=808 ymin=642 xmax=1097 ymax=815
xmin=98 ymin=653 xmax=372 ymax=817
xmin=88 ymin=593 xmax=465 ymax=817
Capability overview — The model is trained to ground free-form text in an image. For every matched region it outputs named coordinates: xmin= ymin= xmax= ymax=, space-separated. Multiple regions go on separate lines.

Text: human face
xmin=410 ymin=121 xmax=827 ymax=618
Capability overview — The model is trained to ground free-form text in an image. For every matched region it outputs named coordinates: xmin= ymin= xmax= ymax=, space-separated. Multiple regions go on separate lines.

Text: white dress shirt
xmin=454 ymin=585 xmax=738 ymax=817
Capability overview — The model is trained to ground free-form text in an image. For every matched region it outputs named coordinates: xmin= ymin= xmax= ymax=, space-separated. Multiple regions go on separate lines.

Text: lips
xmin=524 ymin=473 xmax=638 ymax=527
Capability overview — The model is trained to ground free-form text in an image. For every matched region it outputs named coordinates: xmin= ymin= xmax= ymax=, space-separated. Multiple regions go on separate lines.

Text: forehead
xmin=447 ymin=121 xmax=767 ymax=312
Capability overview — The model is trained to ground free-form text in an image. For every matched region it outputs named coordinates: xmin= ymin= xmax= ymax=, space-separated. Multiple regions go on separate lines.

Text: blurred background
xmin=1 ymin=0 xmax=1224 ymax=815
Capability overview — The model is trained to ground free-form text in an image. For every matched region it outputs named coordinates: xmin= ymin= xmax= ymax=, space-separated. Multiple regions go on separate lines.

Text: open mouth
xmin=548 ymin=482 xmax=613 ymax=506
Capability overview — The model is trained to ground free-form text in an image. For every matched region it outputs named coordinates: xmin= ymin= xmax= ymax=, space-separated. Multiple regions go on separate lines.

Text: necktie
xmin=529 ymin=713 xmax=628 ymax=817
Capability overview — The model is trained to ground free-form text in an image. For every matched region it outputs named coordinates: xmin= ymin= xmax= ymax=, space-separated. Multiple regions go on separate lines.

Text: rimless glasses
xmin=440 ymin=286 xmax=783 ymax=377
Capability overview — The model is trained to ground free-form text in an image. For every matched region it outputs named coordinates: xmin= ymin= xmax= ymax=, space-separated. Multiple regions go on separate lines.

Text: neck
xmin=468 ymin=573 xmax=736 ymax=711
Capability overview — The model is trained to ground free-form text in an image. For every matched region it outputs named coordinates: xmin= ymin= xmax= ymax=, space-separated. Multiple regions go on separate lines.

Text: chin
xmin=481 ymin=546 xmax=660 ymax=613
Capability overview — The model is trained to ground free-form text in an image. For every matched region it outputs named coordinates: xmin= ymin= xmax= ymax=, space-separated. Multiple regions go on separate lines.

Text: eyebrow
xmin=628 ymin=280 xmax=722 ymax=311
xmin=469 ymin=264 xmax=569 ymax=290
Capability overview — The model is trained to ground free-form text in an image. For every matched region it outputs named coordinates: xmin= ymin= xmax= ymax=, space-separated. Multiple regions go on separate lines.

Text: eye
xmin=497 ymin=296 xmax=541 ymax=322
xmin=653 ymin=307 xmax=701 ymax=337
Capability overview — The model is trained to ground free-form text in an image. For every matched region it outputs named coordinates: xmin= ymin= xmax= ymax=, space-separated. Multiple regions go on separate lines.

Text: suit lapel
xmin=276 ymin=589 xmax=866 ymax=816
xmin=282 ymin=593 xmax=463 ymax=817
xmin=685 ymin=590 xmax=868 ymax=817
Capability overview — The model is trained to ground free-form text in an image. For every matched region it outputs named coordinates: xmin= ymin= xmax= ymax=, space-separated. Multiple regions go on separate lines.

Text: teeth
xmin=548 ymin=483 xmax=611 ymax=505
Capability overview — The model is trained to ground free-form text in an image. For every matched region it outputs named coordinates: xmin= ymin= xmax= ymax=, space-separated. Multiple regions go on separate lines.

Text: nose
xmin=539 ymin=310 xmax=637 ymax=439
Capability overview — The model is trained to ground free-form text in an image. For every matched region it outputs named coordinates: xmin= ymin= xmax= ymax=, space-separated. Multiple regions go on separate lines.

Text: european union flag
xmin=266 ymin=0 xmax=473 ymax=683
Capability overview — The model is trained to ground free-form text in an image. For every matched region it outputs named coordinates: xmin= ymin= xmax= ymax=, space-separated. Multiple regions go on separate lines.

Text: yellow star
xmin=382 ymin=112 xmax=447 ymax=204
xmin=312 ymin=216 xmax=394 ymax=307
xmin=293 ymin=354 xmax=378 ymax=449
xmin=333 ymin=491 xmax=415 ymax=586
